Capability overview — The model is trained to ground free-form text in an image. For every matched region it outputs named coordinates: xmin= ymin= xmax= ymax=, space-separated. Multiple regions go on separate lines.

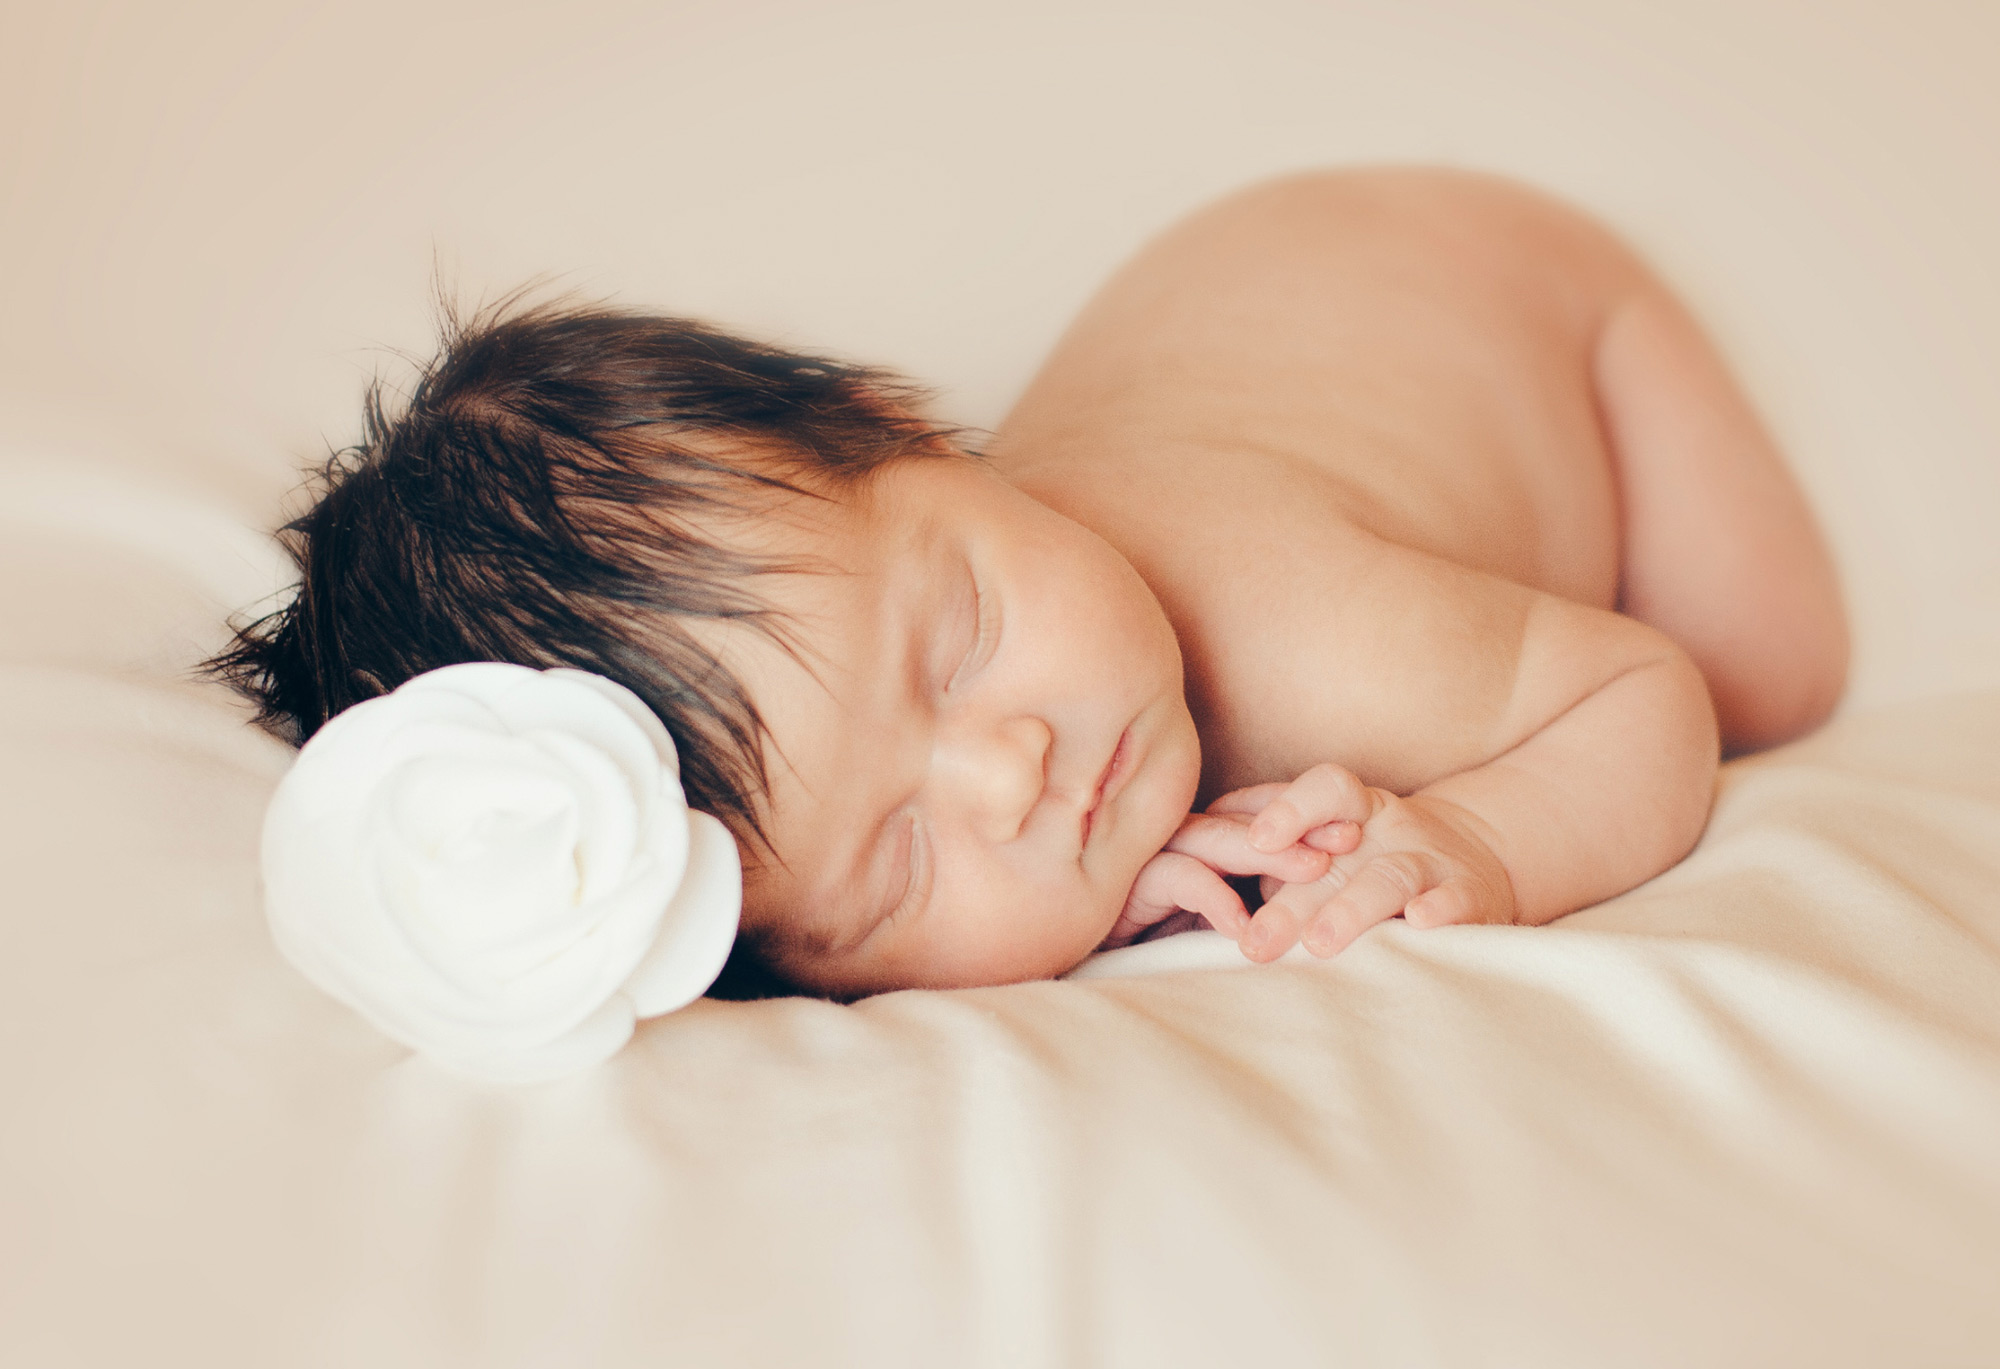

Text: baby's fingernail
xmin=1306 ymin=821 xmax=1359 ymax=851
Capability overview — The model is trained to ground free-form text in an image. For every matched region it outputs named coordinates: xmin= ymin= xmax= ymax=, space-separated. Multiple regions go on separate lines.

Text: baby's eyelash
xmin=884 ymin=815 xmax=927 ymax=929
xmin=949 ymin=572 xmax=999 ymax=690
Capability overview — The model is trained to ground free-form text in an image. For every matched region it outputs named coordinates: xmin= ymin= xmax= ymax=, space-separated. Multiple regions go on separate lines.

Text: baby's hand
xmin=1210 ymin=762 xmax=1517 ymax=962
xmin=1097 ymin=808 xmax=1347 ymax=951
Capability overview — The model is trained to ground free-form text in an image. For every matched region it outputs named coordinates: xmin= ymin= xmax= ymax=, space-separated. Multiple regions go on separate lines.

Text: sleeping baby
xmin=215 ymin=167 xmax=1848 ymax=1001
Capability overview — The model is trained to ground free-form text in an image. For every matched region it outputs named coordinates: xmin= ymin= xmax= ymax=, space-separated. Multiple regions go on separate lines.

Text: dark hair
xmin=207 ymin=295 xmax=959 ymax=883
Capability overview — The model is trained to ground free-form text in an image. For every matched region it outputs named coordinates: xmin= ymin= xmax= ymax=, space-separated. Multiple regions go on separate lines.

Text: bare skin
xmin=989 ymin=166 xmax=1846 ymax=961
xmin=733 ymin=167 xmax=1847 ymax=989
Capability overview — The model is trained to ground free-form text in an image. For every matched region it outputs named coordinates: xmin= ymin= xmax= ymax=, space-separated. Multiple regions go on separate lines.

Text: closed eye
xmin=946 ymin=564 xmax=999 ymax=691
xmin=877 ymin=812 xmax=927 ymax=934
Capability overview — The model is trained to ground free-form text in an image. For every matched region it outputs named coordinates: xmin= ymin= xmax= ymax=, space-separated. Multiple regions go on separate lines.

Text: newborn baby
xmin=215 ymin=167 xmax=1847 ymax=1000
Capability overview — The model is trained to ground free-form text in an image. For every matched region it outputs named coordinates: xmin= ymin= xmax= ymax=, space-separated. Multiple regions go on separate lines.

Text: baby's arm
xmin=1223 ymin=535 xmax=1719 ymax=960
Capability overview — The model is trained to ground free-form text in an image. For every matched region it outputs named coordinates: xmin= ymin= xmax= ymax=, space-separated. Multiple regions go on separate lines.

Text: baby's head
xmin=214 ymin=301 xmax=1200 ymax=997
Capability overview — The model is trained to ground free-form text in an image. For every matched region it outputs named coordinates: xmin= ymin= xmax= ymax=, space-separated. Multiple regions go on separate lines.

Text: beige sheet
xmin=4 ymin=451 xmax=1997 ymax=1365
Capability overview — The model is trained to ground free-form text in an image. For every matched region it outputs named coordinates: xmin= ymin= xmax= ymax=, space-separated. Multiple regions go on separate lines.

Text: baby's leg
xmin=1592 ymin=285 xmax=1848 ymax=753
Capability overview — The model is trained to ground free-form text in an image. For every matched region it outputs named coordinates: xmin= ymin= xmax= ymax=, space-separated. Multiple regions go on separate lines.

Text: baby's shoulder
xmin=991 ymin=167 xmax=1639 ymax=593
xmin=994 ymin=167 xmax=1644 ymax=462
xmin=1060 ymin=165 xmax=1645 ymax=348
xmin=1186 ymin=165 xmax=1640 ymax=262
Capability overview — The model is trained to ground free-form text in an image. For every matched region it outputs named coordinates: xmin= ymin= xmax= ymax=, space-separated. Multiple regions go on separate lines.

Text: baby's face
xmin=715 ymin=455 xmax=1201 ymax=996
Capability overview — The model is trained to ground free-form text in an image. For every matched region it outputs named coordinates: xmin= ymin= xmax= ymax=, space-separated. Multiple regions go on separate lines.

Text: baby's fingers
xmin=1404 ymin=873 xmax=1517 ymax=929
xmin=1205 ymin=782 xmax=1290 ymax=817
xmin=1237 ymin=893 xmax=1310 ymax=964
xmin=1110 ymin=851 xmax=1251 ymax=945
xmin=1245 ymin=764 xmax=1383 ymax=855
xmin=1301 ymin=851 xmax=1439 ymax=958
xmin=1163 ymin=812 xmax=1331 ymax=886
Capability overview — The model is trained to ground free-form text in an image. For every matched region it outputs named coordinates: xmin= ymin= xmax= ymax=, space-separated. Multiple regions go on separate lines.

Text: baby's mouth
xmin=1080 ymin=725 xmax=1134 ymax=848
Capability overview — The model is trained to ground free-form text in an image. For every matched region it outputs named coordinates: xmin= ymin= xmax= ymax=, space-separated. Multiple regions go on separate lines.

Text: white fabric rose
xmin=261 ymin=662 xmax=742 ymax=1083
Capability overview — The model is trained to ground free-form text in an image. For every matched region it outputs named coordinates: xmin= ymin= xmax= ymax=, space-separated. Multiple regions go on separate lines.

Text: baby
xmin=214 ymin=167 xmax=1847 ymax=1000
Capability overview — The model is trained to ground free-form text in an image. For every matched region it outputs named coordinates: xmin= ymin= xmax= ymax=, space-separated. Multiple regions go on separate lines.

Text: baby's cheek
xmin=1006 ymin=873 xmax=1125 ymax=981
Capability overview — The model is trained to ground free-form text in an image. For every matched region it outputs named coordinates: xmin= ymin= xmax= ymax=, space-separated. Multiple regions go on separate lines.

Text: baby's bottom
xmin=1592 ymin=286 xmax=1848 ymax=752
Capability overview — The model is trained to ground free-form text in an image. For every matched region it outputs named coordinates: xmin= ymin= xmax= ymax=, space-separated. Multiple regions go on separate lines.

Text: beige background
xmin=4 ymin=0 xmax=1999 ymax=709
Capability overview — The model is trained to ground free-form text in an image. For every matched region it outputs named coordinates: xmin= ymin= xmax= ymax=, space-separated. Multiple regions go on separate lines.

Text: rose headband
xmin=261 ymin=662 xmax=742 ymax=1083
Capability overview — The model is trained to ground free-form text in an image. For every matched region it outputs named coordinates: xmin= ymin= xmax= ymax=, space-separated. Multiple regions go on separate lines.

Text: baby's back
xmin=992 ymin=168 xmax=1655 ymax=797
xmin=995 ymin=168 xmax=1643 ymax=603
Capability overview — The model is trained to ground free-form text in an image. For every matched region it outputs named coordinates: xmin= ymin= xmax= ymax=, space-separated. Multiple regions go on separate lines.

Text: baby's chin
xmin=1070 ymin=891 xmax=1133 ymax=971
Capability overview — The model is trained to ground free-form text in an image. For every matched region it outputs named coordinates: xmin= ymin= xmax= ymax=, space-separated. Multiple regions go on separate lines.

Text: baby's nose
xmin=933 ymin=715 xmax=1053 ymax=844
